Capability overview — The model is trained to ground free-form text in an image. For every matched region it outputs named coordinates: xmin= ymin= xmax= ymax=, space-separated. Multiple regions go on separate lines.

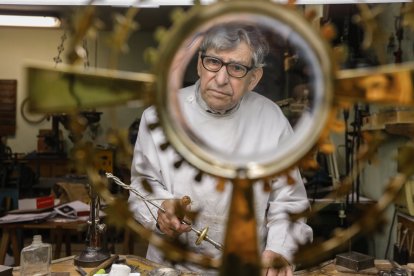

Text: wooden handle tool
xmin=88 ymin=254 xmax=119 ymax=276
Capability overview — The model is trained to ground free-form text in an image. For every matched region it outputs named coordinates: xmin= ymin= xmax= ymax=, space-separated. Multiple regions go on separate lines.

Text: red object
xmin=36 ymin=196 xmax=55 ymax=209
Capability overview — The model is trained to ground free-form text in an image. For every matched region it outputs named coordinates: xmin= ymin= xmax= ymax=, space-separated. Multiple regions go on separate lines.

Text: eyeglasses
xmin=201 ymin=54 xmax=253 ymax=78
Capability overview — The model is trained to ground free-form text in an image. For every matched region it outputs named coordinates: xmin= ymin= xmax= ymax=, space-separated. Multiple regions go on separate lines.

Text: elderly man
xmin=129 ymin=23 xmax=312 ymax=276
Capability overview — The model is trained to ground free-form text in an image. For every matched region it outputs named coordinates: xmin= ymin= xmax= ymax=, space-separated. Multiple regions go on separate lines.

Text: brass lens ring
xmin=156 ymin=1 xmax=334 ymax=179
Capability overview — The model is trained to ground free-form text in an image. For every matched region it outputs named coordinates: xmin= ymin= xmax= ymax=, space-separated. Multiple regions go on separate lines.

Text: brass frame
xmin=155 ymin=1 xmax=334 ymax=179
xmin=26 ymin=61 xmax=155 ymax=113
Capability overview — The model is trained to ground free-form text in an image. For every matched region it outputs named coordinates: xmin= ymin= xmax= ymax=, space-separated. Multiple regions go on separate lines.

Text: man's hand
xmin=156 ymin=199 xmax=192 ymax=237
xmin=261 ymin=250 xmax=293 ymax=276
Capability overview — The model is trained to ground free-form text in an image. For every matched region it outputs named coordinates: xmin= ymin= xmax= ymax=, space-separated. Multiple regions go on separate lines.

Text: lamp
xmin=0 ymin=15 xmax=61 ymax=28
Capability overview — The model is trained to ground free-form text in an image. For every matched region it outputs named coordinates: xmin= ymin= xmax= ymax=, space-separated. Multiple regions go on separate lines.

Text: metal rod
xmin=105 ymin=172 xmax=223 ymax=251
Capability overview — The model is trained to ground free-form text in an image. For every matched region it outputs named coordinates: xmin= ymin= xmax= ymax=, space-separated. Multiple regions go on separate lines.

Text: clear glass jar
xmin=20 ymin=235 xmax=52 ymax=276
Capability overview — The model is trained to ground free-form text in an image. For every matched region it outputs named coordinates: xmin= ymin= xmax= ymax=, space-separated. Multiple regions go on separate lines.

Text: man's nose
xmin=215 ymin=65 xmax=229 ymax=85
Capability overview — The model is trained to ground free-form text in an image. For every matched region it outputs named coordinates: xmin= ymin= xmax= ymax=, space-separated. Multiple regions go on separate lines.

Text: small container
xmin=108 ymin=264 xmax=131 ymax=276
xmin=20 ymin=235 xmax=52 ymax=276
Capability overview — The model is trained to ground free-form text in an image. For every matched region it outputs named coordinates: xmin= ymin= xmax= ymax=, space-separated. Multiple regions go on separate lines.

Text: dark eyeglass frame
xmin=200 ymin=54 xmax=253 ymax=78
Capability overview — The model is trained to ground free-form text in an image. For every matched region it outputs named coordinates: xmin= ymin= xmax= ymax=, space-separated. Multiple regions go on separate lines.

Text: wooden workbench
xmin=9 ymin=255 xmax=398 ymax=275
xmin=295 ymin=259 xmax=395 ymax=275
xmin=12 ymin=255 xmax=197 ymax=276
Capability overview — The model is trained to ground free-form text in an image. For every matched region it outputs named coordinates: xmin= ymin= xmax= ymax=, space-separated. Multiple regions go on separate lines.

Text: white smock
xmin=129 ymin=81 xmax=313 ymax=274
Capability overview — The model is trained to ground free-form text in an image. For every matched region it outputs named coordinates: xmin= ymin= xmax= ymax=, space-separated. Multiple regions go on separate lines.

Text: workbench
xmin=11 ymin=255 xmax=196 ymax=276
xmin=8 ymin=255 xmax=399 ymax=275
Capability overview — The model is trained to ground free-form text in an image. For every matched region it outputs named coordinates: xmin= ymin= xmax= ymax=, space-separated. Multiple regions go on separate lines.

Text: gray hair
xmin=199 ymin=23 xmax=269 ymax=68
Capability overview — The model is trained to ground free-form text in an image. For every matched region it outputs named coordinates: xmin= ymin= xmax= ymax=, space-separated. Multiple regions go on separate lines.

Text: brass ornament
xmin=66 ymin=5 xmax=103 ymax=65
xmin=402 ymin=3 xmax=414 ymax=30
xmin=352 ymin=4 xmax=387 ymax=63
xmin=155 ymin=0 xmax=334 ymax=180
xmin=108 ymin=8 xmax=140 ymax=68
xmin=153 ymin=0 xmax=333 ymax=274
xmin=26 ymin=62 xmax=155 ymax=113
xmin=151 ymin=0 xmax=414 ymax=271
xmin=352 ymin=3 xmax=384 ymax=50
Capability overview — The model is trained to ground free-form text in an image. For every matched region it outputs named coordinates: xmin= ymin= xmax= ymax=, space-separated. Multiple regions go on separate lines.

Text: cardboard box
xmin=18 ymin=195 xmax=55 ymax=211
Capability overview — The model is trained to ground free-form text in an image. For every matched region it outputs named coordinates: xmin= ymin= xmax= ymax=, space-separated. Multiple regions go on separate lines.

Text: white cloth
xmin=129 ymin=81 xmax=313 ymax=273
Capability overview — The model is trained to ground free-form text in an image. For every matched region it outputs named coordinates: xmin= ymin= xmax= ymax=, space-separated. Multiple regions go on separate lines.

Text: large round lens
xmin=157 ymin=2 xmax=333 ymax=179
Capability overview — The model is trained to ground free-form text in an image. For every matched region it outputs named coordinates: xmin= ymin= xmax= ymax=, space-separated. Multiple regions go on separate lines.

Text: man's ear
xmin=197 ymin=52 xmax=203 ymax=77
xmin=248 ymin=67 xmax=263 ymax=91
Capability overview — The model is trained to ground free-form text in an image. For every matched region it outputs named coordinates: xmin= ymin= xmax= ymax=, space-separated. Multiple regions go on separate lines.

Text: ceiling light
xmin=0 ymin=15 xmax=61 ymax=28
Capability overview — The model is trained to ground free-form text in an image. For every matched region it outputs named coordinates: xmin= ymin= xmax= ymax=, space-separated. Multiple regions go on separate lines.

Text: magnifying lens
xmin=156 ymin=2 xmax=333 ymax=181
xmin=152 ymin=1 xmax=333 ymax=273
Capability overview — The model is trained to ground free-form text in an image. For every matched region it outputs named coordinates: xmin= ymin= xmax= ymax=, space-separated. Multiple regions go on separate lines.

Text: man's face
xmin=197 ymin=41 xmax=263 ymax=112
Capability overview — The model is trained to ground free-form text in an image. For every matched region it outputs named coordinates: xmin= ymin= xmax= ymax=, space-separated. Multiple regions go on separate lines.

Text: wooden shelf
xmin=362 ymin=110 xmax=414 ymax=138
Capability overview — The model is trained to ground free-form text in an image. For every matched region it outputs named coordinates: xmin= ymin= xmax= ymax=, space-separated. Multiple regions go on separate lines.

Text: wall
xmin=0 ymin=25 xmax=156 ymax=155
xmin=0 ymin=27 xmax=61 ymax=154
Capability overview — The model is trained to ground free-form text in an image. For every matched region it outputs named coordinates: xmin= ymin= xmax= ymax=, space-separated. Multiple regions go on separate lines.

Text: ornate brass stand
xmin=220 ymin=176 xmax=260 ymax=275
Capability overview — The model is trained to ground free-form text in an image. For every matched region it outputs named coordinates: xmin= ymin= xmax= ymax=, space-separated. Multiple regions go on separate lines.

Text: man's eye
xmin=208 ymin=58 xmax=221 ymax=66
xmin=230 ymin=64 xmax=245 ymax=72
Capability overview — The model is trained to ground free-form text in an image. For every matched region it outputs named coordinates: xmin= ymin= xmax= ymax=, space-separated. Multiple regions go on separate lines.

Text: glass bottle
xmin=20 ymin=235 xmax=52 ymax=276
